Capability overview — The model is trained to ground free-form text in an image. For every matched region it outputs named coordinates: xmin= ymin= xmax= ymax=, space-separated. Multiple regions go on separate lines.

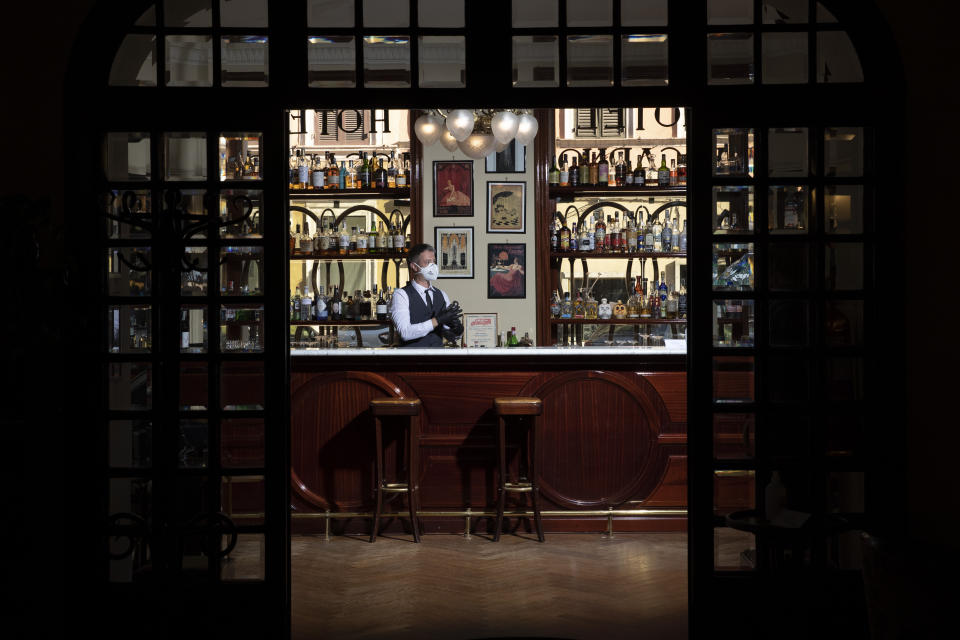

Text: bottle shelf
xmin=550 ymin=318 xmax=686 ymax=324
xmin=549 ymin=186 xmax=686 ymax=198
xmin=550 ymin=251 xmax=686 ymax=259
xmin=288 ymin=188 xmax=410 ymax=199
xmin=290 ymin=320 xmax=389 ymax=326
xmin=289 ymin=250 xmax=408 ymax=260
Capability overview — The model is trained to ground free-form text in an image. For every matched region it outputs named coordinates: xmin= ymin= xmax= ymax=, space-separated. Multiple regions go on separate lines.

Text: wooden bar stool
xmin=369 ymin=397 xmax=422 ymax=543
xmin=493 ymin=396 xmax=544 ymax=542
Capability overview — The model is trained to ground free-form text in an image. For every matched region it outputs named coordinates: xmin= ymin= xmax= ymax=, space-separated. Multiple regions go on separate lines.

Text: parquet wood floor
xmin=292 ymin=532 xmax=689 ymax=640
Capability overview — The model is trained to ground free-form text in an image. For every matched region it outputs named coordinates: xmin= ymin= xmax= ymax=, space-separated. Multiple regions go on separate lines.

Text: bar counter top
xmin=291 ymin=343 xmax=687 ymax=357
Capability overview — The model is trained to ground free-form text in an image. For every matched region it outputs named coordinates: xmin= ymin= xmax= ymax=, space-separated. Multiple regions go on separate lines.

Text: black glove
xmin=446 ymin=317 xmax=464 ymax=337
xmin=435 ymin=301 xmax=463 ymax=328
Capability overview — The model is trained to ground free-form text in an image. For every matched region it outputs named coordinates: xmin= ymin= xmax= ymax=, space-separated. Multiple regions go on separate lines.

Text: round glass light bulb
xmin=439 ymin=127 xmax=459 ymax=152
xmin=446 ymin=109 xmax=475 ymax=141
xmin=515 ymin=113 xmax=539 ymax=146
xmin=414 ymin=113 xmax=443 ymax=146
xmin=494 ymin=140 xmax=510 ymax=152
xmin=458 ymin=132 xmax=497 ymax=159
xmin=491 ymin=111 xmax=520 ymax=144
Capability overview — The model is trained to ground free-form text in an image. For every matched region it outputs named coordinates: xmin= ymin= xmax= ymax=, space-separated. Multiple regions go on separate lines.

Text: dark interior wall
xmin=1 ymin=0 xmax=957 ymax=631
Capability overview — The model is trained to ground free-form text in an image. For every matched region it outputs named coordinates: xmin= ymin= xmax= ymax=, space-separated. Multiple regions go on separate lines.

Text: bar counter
xmin=288 ymin=345 xmax=700 ymax=535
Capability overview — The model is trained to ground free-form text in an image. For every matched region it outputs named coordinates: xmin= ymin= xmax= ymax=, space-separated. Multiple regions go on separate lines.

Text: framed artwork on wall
xmin=485 ymin=139 xmax=526 ymax=173
xmin=487 ymin=242 xmax=526 ymax=299
xmin=435 ymin=226 xmax=474 ymax=278
xmin=486 ymin=181 xmax=526 ymax=233
xmin=433 ymin=160 xmax=473 ymax=217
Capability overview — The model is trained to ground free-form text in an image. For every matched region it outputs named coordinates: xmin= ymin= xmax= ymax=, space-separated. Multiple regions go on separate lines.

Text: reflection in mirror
xmin=567 ymin=0 xmax=612 ymax=27
xmin=513 ymin=0 xmax=558 ymax=27
xmin=816 ymin=2 xmax=839 ymax=23
xmin=166 ymin=35 xmax=213 ymax=86
xmin=768 ymin=127 xmax=808 ymax=176
xmin=179 ymin=418 xmax=209 ymax=465
xmin=714 ymin=413 xmax=755 ymax=459
xmin=714 ymin=470 xmax=756 ymax=516
xmin=105 ymin=133 xmax=151 ymax=181
xmin=567 ymin=35 xmax=613 ymax=87
xmin=513 ymin=36 xmax=559 ymax=87
xmin=220 ymin=246 xmax=264 ymax=295
xmin=220 ymin=0 xmax=268 ymax=26
xmin=762 ymin=32 xmax=807 ymax=84
xmin=363 ymin=0 xmax=409 ymax=27
xmin=222 ymin=419 xmax=265 ymax=467
xmin=363 ymin=36 xmax=411 ymax=88
xmin=164 ymin=133 xmax=207 ymax=181
xmin=818 ymin=32 xmax=864 ymax=83
xmin=621 ymin=35 xmax=668 ymax=86
xmin=713 ymin=128 xmax=754 ymax=177
xmin=220 ymin=133 xmax=262 ymax=180
xmin=135 ymin=5 xmax=156 ymax=26
xmin=419 ymin=36 xmax=466 ymax=88
xmin=221 ymin=306 xmax=265 ymax=352
xmin=109 ymin=478 xmax=152 ymax=519
xmin=108 ymin=306 xmax=152 ymax=353
xmin=308 ymin=37 xmax=357 ymax=87
xmin=712 ymin=186 xmax=755 ymax=234
xmin=762 ymin=0 xmax=808 ymax=23
xmin=715 ymin=526 xmax=756 ymax=570
xmin=825 ymin=242 xmax=864 ymax=290
xmin=221 ymin=533 xmax=266 ymax=580
xmin=165 ymin=188 xmax=208 ymax=239
xmin=181 ymin=305 xmax=208 ymax=353
xmin=622 ymin=0 xmax=668 ymax=26
xmin=221 ymin=36 xmax=269 ymax=87
xmin=713 ymin=356 xmax=755 ymax=402
xmin=825 ymin=185 xmax=864 ymax=234
xmin=707 ymin=33 xmax=754 ymax=84
xmin=222 ymin=361 xmax=265 ymax=409
xmin=418 ymin=0 xmax=464 ymax=27
xmin=825 ymin=300 xmax=863 ymax=347
xmin=107 ymin=247 xmax=152 ymax=296
xmin=708 ymin=0 xmax=753 ymax=25
xmin=165 ymin=0 xmax=212 ymax=27
xmin=221 ymin=477 xmax=265 ymax=527
xmin=109 ymin=362 xmax=153 ymax=410
xmin=769 ymin=299 xmax=809 ymax=346
xmin=220 ymin=190 xmax=263 ymax=237
xmin=181 ymin=247 xmax=209 ymax=295
xmin=109 ymin=420 xmax=153 ymax=468
xmin=105 ymin=191 xmax=152 ymax=239
xmin=824 ymin=127 xmax=863 ymax=177
xmin=713 ymin=301 xmax=755 ymax=347
xmin=109 ymin=35 xmax=157 ymax=87
xmin=768 ymin=186 xmax=808 ymax=233
xmin=713 ymin=243 xmax=754 ymax=291
xmin=307 ymin=0 xmax=354 ymax=27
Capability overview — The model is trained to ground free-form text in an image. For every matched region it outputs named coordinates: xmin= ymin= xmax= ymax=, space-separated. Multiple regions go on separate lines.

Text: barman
xmin=391 ymin=243 xmax=463 ymax=347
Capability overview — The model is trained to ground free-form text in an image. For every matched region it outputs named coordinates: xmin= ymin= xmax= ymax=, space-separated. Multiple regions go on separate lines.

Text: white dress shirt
xmin=390 ymin=280 xmax=452 ymax=342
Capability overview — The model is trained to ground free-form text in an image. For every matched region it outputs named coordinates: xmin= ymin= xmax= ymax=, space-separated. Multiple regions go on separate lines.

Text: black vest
xmin=399 ymin=282 xmax=446 ymax=348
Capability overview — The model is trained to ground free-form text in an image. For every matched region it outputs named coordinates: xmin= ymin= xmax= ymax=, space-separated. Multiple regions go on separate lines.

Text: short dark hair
xmin=408 ymin=243 xmax=435 ymax=266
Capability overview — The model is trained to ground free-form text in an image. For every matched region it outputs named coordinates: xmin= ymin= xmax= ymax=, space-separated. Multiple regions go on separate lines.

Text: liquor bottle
xmin=359 ymin=152 xmax=371 ymax=188
xmin=180 ymin=309 xmax=190 ymax=351
xmin=376 ymin=286 xmax=388 ymax=320
xmin=627 ymin=276 xmax=642 ymax=318
xmin=678 ymin=278 xmax=687 ymax=318
xmin=387 ymin=152 xmax=397 ymax=188
xmin=646 ymin=150 xmax=659 ymax=186
xmin=589 ymin=152 xmax=599 ymax=186
xmin=375 ymin=155 xmax=388 ymax=189
xmin=659 ymin=270 xmax=669 ymax=314
xmin=301 ymin=286 xmax=313 ymax=322
xmin=626 ymin=215 xmax=638 ymax=252
xmin=316 ymin=285 xmax=328 ymax=320
xmin=559 ymin=155 xmax=569 ymax=187
xmin=507 ymin=327 xmax=520 ymax=347
xmin=251 ymin=153 xmax=259 ymax=178
xmin=343 ymin=293 xmax=355 ymax=320
xmin=661 ymin=212 xmax=673 ymax=253
xmin=569 ymin=154 xmax=580 ymax=187
xmin=311 ymin=155 xmax=324 ymax=190
xmin=393 ymin=225 xmax=405 ymax=250
xmin=361 ymin=290 xmax=373 ymax=320
xmin=573 ymin=292 xmax=585 ymax=318
xmin=658 ymin=153 xmax=670 ymax=187
xmin=579 ymin=220 xmax=591 ymax=252
xmin=597 ymin=149 xmax=609 ymax=186
xmin=561 ymin=292 xmax=573 ymax=318
xmin=665 ymin=291 xmax=678 ymax=319
xmin=298 ymin=152 xmax=310 ymax=190
xmin=345 ymin=160 xmax=356 ymax=189
xmin=625 ymin=151 xmax=634 ymax=186
xmin=550 ymin=290 xmax=562 ymax=318
xmin=585 ymin=295 xmax=598 ymax=319
xmin=313 ymin=223 xmax=323 ymax=255
xmin=633 ymin=155 xmax=645 ymax=186
xmin=669 ymin=158 xmax=678 ymax=187
xmin=615 ymin=151 xmax=626 ymax=187
xmin=328 ymin=154 xmax=340 ymax=189
xmin=367 ymin=226 xmax=378 ymax=254
xmin=648 ymin=280 xmax=660 ymax=318
xmin=349 ymin=227 xmax=358 ymax=253
xmin=605 ymin=215 xmax=616 ymax=253
xmin=356 ymin=226 xmax=368 ymax=254
xmin=405 ymin=232 xmax=411 ymax=249
xmin=289 ymin=224 xmax=296 ymax=255
xmin=548 ymin=156 xmax=560 ymax=186
xmin=560 ymin=222 xmax=571 ymax=252
xmin=339 ymin=160 xmax=347 ymax=189
xmin=378 ymin=222 xmax=389 ymax=253
xmin=613 ymin=213 xmax=623 ymax=253
xmin=330 ymin=286 xmax=342 ymax=320
xmin=338 ymin=224 xmax=349 ymax=255
xmin=570 ymin=222 xmax=579 ymax=251
xmin=550 ymin=220 xmax=558 ymax=252
xmin=293 ymin=287 xmax=302 ymax=321
xmin=579 ymin=149 xmax=591 ymax=185
xmin=679 ymin=219 xmax=688 ymax=253
xmin=678 ymin=154 xmax=687 ymax=187
xmin=652 ymin=214 xmax=663 ymax=252
xmin=644 ymin=215 xmax=655 ymax=251
xmin=594 ymin=213 xmax=606 ymax=252
xmin=293 ymin=224 xmax=302 ymax=256
xmin=399 ymin=153 xmax=410 ymax=187
xmin=301 ymin=220 xmax=314 ymax=255
xmin=598 ymin=298 xmax=612 ymax=319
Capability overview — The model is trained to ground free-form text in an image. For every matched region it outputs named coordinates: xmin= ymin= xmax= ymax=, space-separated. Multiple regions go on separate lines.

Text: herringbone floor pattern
xmin=292 ymin=532 xmax=689 ymax=640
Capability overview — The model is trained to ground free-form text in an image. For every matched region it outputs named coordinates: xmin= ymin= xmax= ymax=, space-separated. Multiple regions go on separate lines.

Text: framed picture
xmin=485 ymin=139 xmax=526 ymax=173
xmin=486 ymin=181 xmax=526 ymax=233
xmin=433 ymin=160 xmax=473 ymax=217
xmin=434 ymin=226 xmax=474 ymax=278
xmin=464 ymin=313 xmax=498 ymax=348
xmin=487 ymin=243 xmax=526 ymax=299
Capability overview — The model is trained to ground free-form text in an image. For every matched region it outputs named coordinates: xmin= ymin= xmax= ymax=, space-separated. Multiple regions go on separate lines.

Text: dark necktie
xmin=424 ymin=289 xmax=433 ymax=311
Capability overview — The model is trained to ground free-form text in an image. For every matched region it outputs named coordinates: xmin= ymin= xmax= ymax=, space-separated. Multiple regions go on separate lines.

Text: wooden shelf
xmin=289 ymin=250 xmax=408 ymax=260
xmin=550 ymin=251 xmax=686 ymax=259
xmin=288 ymin=188 xmax=410 ymax=199
xmin=290 ymin=320 xmax=389 ymax=326
xmin=550 ymin=318 xmax=686 ymax=324
xmin=549 ymin=186 xmax=686 ymax=198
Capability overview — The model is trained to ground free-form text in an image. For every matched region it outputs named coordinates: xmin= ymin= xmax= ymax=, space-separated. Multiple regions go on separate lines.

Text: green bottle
xmin=507 ymin=326 xmax=520 ymax=347
xmin=548 ymin=157 xmax=560 ymax=186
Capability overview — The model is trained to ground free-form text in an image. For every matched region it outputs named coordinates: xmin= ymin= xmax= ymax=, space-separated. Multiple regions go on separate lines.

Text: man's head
xmin=408 ymin=243 xmax=437 ymax=282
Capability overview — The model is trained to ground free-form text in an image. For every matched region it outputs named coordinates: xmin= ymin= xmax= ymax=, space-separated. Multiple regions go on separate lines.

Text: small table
xmin=725 ymin=509 xmax=860 ymax=570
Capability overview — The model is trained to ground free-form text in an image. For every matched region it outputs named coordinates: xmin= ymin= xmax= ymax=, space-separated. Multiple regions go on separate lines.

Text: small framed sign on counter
xmin=464 ymin=313 xmax=498 ymax=348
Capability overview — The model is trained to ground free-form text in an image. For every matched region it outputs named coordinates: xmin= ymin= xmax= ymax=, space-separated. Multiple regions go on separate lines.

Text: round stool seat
xmin=493 ymin=397 xmax=542 ymax=416
xmin=370 ymin=397 xmax=421 ymax=416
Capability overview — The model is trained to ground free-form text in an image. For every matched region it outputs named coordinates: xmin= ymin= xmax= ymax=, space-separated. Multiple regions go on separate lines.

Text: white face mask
xmin=417 ymin=262 xmax=440 ymax=281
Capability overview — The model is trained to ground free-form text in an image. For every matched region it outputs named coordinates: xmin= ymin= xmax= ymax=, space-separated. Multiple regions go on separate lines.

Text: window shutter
xmin=599 ymin=108 xmax=625 ymax=137
xmin=575 ymin=108 xmax=598 ymax=137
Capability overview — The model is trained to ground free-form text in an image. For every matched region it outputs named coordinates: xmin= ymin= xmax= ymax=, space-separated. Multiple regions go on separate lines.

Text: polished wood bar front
xmin=289 ymin=350 xmax=701 ymax=535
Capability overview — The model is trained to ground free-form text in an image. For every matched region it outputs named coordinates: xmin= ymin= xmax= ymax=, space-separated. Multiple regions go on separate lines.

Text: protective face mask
xmin=418 ymin=262 xmax=440 ymax=281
